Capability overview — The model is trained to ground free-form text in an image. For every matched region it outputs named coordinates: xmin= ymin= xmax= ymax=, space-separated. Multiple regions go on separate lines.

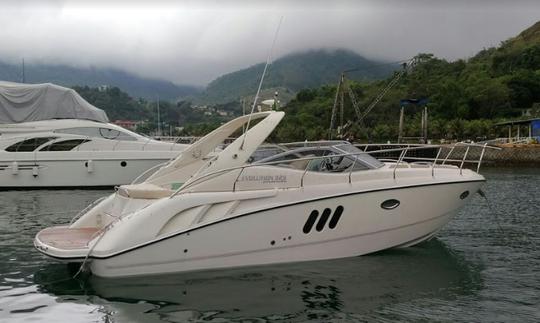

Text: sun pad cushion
xmin=117 ymin=183 xmax=172 ymax=199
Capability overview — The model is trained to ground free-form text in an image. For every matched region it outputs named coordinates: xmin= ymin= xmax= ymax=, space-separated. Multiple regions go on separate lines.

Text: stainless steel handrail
xmin=170 ymin=144 xmax=447 ymax=198
xmin=393 ymin=145 xmax=409 ymax=180
xmin=232 ymin=167 xmax=245 ymax=192
xmin=112 ymin=139 xmax=121 ymax=151
xmin=431 ymin=147 xmax=442 ymax=177
xmin=168 ymin=142 xmax=500 ymax=198
xmin=142 ymin=137 xmax=151 ymax=151
xmin=477 ymin=143 xmax=488 ymax=173
xmin=130 ymin=160 xmax=171 ymax=185
xmin=348 ymin=154 xmax=358 ymax=184
xmin=278 ymin=140 xmax=349 ymax=147
xmin=442 ymin=146 xmax=455 ymax=165
xmin=69 ymin=196 xmax=107 ymax=225
xmin=459 ymin=146 xmax=470 ymax=175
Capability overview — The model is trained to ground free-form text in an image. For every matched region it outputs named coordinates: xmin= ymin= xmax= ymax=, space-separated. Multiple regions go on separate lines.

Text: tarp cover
xmin=0 ymin=81 xmax=109 ymax=124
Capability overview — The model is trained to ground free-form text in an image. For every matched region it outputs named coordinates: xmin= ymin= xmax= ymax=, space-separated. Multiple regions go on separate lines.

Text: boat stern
xmin=34 ymin=226 xmax=98 ymax=262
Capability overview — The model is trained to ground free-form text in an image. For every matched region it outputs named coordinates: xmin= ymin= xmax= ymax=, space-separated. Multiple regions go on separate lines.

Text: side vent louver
xmin=328 ymin=206 xmax=344 ymax=229
xmin=316 ymin=208 xmax=332 ymax=232
xmin=303 ymin=210 xmax=319 ymax=234
xmin=303 ymin=206 xmax=344 ymax=234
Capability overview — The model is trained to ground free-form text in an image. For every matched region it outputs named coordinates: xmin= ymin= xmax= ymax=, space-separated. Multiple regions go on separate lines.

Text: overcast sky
xmin=1 ymin=0 xmax=540 ymax=86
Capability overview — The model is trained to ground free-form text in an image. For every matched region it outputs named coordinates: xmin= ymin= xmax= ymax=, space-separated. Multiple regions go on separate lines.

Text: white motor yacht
xmin=34 ymin=110 xmax=486 ymax=277
xmin=0 ymin=81 xmax=189 ymax=188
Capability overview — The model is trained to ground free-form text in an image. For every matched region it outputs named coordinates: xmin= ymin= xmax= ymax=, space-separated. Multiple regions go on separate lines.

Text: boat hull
xmin=89 ymin=180 xmax=483 ymax=277
xmin=0 ymin=156 xmax=175 ymax=188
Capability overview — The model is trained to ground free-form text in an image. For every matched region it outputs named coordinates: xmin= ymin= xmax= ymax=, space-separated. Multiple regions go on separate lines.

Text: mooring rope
xmin=478 ymin=189 xmax=536 ymax=249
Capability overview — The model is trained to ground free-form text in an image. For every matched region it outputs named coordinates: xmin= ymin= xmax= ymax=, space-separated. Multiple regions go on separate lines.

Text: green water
xmin=1 ymin=168 xmax=539 ymax=322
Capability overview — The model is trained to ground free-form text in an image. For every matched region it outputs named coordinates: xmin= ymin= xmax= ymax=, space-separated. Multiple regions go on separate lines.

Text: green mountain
xmin=272 ymin=21 xmax=540 ymax=142
xmin=72 ymin=86 xmax=235 ymax=135
xmin=197 ymin=49 xmax=397 ymax=105
xmin=0 ymin=61 xmax=202 ymax=101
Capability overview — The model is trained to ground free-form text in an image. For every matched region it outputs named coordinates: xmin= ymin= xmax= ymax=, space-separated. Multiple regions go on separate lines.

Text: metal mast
xmin=328 ymin=59 xmax=413 ymax=140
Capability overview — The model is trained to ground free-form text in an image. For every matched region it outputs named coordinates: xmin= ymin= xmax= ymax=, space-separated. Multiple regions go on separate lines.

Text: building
xmin=113 ymin=120 xmax=140 ymax=131
xmin=494 ymin=118 xmax=540 ymax=143
xmin=97 ymin=85 xmax=110 ymax=92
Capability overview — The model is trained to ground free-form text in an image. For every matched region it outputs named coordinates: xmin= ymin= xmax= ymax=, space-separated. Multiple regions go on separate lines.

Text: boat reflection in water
xmin=34 ymin=239 xmax=482 ymax=322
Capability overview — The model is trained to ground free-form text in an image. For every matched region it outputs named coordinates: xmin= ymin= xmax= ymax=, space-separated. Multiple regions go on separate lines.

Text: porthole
xmin=120 ymin=161 xmax=127 ymax=167
xmin=381 ymin=199 xmax=400 ymax=210
xmin=270 ymin=240 xmax=275 ymax=246
xmin=460 ymin=190 xmax=470 ymax=200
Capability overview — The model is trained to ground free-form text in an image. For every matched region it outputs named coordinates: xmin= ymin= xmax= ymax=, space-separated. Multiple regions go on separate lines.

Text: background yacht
xmin=35 ymin=111 xmax=486 ymax=277
xmin=0 ymin=81 xmax=189 ymax=188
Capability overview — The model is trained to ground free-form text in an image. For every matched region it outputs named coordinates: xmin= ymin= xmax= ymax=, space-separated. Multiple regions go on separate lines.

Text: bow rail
xmin=169 ymin=142 xmax=499 ymax=198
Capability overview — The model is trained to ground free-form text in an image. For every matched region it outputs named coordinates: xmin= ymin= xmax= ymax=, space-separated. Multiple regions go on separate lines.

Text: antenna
xmin=21 ymin=58 xmax=25 ymax=83
xmin=241 ymin=98 xmax=246 ymax=134
xmin=240 ymin=16 xmax=283 ymax=149
xmin=156 ymin=95 xmax=161 ymax=137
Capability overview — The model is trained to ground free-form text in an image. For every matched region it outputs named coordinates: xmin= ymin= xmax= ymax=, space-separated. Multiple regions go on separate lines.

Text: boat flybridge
xmin=35 ymin=111 xmax=488 ymax=277
xmin=0 ymin=81 xmax=189 ymax=188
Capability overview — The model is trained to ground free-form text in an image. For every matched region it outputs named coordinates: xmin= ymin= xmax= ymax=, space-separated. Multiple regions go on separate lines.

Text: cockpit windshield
xmin=334 ymin=143 xmax=383 ymax=169
xmin=254 ymin=142 xmax=383 ymax=172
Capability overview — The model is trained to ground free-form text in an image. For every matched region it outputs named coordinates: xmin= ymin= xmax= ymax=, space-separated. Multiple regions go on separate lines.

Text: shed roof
xmin=493 ymin=118 xmax=540 ymax=127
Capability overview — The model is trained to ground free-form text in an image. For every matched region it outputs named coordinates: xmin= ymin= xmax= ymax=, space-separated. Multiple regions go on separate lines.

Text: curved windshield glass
xmin=39 ymin=139 xmax=91 ymax=151
xmin=55 ymin=127 xmax=137 ymax=141
xmin=334 ymin=143 xmax=383 ymax=169
xmin=256 ymin=144 xmax=383 ymax=172
xmin=5 ymin=137 xmax=56 ymax=152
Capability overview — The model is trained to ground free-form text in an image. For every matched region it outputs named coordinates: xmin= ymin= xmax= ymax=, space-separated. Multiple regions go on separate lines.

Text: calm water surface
xmin=1 ymin=168 xmax=539 ymax=322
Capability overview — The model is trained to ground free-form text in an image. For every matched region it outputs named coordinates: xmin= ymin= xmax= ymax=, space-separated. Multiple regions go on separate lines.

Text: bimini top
xmin=0 ymin=81 xmax=109 ymax=124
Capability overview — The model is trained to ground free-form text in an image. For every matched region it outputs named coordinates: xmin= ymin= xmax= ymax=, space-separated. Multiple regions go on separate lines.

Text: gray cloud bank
xmin=1 ymin=0 xmax=539 ymax=85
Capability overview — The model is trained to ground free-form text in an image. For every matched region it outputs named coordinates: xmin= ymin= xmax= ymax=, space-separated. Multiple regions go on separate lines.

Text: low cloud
xmin=1 ymin=0 xmax=539 ymax=85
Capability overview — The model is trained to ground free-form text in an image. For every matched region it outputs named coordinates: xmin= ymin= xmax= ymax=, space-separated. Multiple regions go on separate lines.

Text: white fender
xmin=87 ymin=160 xmax=94 ymax=173
xmin=11 ymin=161 xmax=18 ymax=175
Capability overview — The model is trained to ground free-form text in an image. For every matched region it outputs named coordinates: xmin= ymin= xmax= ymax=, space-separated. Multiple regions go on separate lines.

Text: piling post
xmin=398 ymin=106 xmax=404 ymax=144
xmin=424 ymin=106 xmax=428 ymax=143
xmin=420 ymin=109 xmax=425 ymax=144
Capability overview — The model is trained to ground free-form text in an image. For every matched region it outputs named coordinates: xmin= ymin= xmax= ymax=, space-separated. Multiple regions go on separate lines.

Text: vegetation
xmin=73 ymin=86 xmax=233 ymax=136
xmin=197 ymin=49 xmax=396 ymax=105
xmin=74 ymin=21 xmax=540 ymax=142
xmin=273 ymin=22 xmax=540 ymax=142
xmin=0 ymin=61 xmax=201 ymax=100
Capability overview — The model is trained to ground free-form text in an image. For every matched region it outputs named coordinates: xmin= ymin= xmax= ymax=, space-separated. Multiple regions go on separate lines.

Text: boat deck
xmin=37 ymin=226 xmax=99 ymax=250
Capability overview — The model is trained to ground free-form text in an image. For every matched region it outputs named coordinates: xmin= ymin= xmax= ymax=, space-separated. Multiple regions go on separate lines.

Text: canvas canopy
xmin=0 ymin=81 xmax=109 ymax=124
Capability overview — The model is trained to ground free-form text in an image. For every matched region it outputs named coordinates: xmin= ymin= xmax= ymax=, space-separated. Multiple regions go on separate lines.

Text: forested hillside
xmin=0 ymin=62 xmax=201 ymax=100
xmin=272 ymin=21 xmax=540 ymax=142
xmin=73 ymin=86 xmax=233 ymax=135
xmin=198 ymin=49 xmax=397 ymax=105
xmin=71 ymin=21 xmax=540 ymax=141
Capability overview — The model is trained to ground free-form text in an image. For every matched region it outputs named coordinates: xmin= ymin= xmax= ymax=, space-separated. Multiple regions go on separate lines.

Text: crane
xmin=328 ymin=59 xmax=414 ymax=139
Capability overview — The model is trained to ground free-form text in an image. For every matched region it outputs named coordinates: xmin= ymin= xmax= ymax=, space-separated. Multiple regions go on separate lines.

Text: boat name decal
xmin=239 ymin=174 xmax=287 ymax=184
